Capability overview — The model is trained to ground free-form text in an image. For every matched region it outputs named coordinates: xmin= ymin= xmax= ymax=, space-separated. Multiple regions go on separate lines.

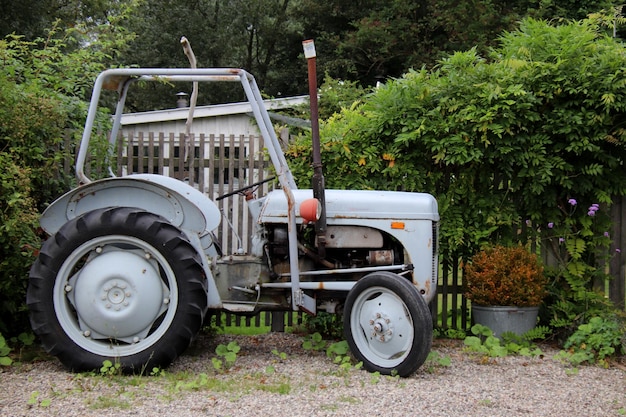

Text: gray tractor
xmin=27 ymin=66 xmax=439 ymax=377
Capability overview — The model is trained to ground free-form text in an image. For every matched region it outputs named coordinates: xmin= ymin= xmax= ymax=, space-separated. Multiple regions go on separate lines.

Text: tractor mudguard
xmin=40 ymin=174 xmax=221 ymax=239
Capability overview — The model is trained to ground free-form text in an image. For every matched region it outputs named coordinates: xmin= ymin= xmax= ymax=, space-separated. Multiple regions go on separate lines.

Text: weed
xmin=479 ymin=398 xmax=494 ymax=407
xmin=463 ymin=324 xmax=544 ymax=358
xmin=369 ymin=371 xmax=381 ymax=384
xmin=563 ymin=366 xmax=579 ymax=376
xmin=150 ymin=366 xmax=166 ymax=377
xmin=89 ymin=395 xmax=131 ymax=410
xmin=303 ymin=312 xmax=343 ymax=339
xmin=559 ymin=316 xmax=625 ymax=367
xmin=212 ymin=341 xmax=241 ymax=372
xmin=326 ymin=340 xmax=349 ymax=359
xmin=27 ymin=391 xmax=51 ymax=408
xmin=424 ymin=351 xmax=452 ymax=373
xmin=302 ymin=332 xmax=327 ymax=351
xmin=271 ymin=349 xmax=288 ymax=361
xmin=99 ymin=359 xmax=123 ymax=377
xmin=0 ymin=333 xmax=12 ymax=366
xmin=434 ymin=327 xmax=467 ymax=339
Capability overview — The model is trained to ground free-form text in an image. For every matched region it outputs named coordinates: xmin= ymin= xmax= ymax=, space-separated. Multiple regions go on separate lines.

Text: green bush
xmin=559 ymin=315 xmax=626 ymax=366
xmin=0 ymin=153 xmax=41 ymax=335
xmin=286 ymin=18 xmax=626 ymax=259
xmin=0 ymin=19 xmax=133 ymax=337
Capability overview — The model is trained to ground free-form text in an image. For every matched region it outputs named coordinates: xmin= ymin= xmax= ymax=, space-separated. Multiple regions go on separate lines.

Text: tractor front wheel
xmin=344 ymin=271 xmax=432 ymax=377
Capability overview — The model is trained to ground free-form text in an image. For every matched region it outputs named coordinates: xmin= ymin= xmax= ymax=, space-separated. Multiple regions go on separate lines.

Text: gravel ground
xmin=1 ymin=333 xmax=624 ymax=417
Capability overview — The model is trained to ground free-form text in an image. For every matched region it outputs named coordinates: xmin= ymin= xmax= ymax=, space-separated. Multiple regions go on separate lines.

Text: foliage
xmin=537 ymin=197 xmax=621 ymax=342
xmin=558 ymin=315 xmax=626 ymax=366
xmin=99 ymin=359 xmax=123 ymax=377
xmin=286 ymin=18 xmax=626 ymax=261
xmin=464 ymin=245 xmax=547 ymax=306
xmin=301 ymin=332 xmax=327 ymax=351
xmin=0 ymin=14 xmax=134 ymax=336
xmin=297 ymin=0 xmax=605 ymax=87
xmin=0 ymin=0 xmax=139 ymax=42
xmin=212 ymin=341 xmax=241 ymax=371
xmin=317 ymin=74 xmax=366 ymax=120
xmin=0 ymin=153 xmax=40 ymax=334
xmin=302 ymin=311 xmax=343 ymax=339
xmin=463 ymin=324 xmax=545 ymax=358
xmin=119 ymin=0 xmax=305 ymax=109
xmin=0 ymin=332 xmax=12 ymax=366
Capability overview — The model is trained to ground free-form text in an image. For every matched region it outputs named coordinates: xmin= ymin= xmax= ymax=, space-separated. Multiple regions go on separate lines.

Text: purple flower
xmin=604 ymin=232 xmax=610 ymax=237
xmin=548 ymin=222 xmax=554 ymax=228
xmin=616 ymin=248 xmax=621 ymax=253
xmin=591 ymin=203 xmax=599 ymax=209
xmin=588 ymin=204 xmax=599 ymax=213
xmin=588 ymin=210 xmax=596 ymax=216
xmin=559 ymin=237 xmax=565 ymax=243
xmin=568 ymin=198 xmax=577 ymax=206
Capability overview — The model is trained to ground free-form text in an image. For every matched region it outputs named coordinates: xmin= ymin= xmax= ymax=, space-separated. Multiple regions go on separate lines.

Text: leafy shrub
xmin=0 ymin=153 xmax=41 ymax=335
xmin=286 ymin=18 xmax=626 ymax=260
xmin=303 ymin=312 xmax=343 ymax=339
xmin=463 ymin=324 xmax=545 ymax=358
xmin=0 ymin=19 xmax=133 ymax=337
xmin=464 ymin=245 xmax=547 ymax=307
xmin=537 ymin=198 xmax=621 ymax=344
xmin=559 ymin=315 xmax=626 ymax=366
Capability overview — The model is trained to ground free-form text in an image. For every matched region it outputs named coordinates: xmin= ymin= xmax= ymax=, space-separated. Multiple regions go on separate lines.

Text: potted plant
xmin=464 ymin=244 xmax=547 ymax=337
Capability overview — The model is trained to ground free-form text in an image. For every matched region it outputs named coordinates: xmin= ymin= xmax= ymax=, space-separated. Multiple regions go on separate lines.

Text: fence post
xmin=271 ymin=311 xmax=285 ymax=332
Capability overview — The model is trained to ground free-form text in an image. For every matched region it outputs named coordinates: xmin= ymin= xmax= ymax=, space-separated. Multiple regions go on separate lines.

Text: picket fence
xmin=70 ymin=132 xmax=625 ymax=332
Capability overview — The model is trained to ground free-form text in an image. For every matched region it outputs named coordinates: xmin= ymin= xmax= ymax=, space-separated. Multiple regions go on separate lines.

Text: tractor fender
xmin=40 ymin=174 xmax=224 ymax=309
xmin=40 ymin=174 xmax=221 ymax=238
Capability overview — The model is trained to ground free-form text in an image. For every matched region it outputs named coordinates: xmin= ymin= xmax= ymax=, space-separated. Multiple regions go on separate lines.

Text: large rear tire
xmin=27 ymin=207 xmax=208 ymax=373
xmin=343 ymin=271 xmax=432 ymax=377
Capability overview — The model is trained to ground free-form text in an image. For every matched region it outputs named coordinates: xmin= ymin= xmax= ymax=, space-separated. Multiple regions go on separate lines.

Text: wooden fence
xmin=69 ymin=132 xmax=625 ymax=332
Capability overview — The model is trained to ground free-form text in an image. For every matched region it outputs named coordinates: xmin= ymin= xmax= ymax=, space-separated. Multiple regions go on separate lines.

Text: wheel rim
xmin=349 ymin=286 xmax=414 ymax=368
xmin=53 ymin=235 xmax=178 ymax=357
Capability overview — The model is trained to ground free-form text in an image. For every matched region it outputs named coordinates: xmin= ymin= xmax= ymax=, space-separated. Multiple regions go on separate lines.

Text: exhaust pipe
xmin=303 ymin=40 xmax=327 ymax=257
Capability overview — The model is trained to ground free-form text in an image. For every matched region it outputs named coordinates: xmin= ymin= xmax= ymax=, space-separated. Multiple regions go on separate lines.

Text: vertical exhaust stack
xmin=302 ymin=39 xmax=327 ymax=257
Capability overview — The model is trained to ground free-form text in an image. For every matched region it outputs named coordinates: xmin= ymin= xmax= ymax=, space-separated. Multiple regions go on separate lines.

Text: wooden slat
xmin=137 ymin=132 xmax=144 ymax=174
xmin=147 ymin=132 xmax=155 ymax=174
xmin=158 ymin=132 xmax=165 ymax=175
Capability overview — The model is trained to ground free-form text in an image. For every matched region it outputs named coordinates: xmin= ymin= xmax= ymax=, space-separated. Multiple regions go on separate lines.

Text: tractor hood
xmin=258 ymin=189 xmax=439 ymax=223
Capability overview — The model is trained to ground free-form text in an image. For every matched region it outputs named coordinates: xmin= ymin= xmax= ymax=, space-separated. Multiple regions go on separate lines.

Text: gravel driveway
xmin=1 ymin=332 xmax=624 ymax=417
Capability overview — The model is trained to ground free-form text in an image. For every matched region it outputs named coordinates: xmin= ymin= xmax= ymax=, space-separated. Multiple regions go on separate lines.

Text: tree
xmin=118 ymin=0 xmax=306 ymax=110
xmin=295 ymin=0 xmax=618 ymax=87
xmin=0 ymin=0 xmax=137 ymax=40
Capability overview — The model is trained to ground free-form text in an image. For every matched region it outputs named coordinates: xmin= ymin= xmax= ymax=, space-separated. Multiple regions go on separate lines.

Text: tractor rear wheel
xmin=27 ymin=207 xmax=207 ymax=373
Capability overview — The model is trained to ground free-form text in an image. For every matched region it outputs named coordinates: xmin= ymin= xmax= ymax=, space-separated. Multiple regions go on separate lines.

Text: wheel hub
xmin=369 ymin=312 xmax=394 ymax=342
xmin=68 ymin=249 xmax=168 ymax=341
xmin=103 ymin=280 xmax=131 ymax=309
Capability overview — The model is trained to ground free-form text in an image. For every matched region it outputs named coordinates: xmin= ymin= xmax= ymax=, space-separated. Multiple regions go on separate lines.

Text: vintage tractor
xmin=27 ymin=64 xmax=439 ymax=377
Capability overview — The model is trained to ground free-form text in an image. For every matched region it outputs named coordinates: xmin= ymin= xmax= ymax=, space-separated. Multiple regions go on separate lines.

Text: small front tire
xmin=343 ymin=272 xmax=432 ymax=377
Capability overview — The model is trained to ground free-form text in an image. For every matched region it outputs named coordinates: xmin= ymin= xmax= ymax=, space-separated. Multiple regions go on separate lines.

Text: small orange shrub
xmin=464 ymin=245 xmax=547 ymax=307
